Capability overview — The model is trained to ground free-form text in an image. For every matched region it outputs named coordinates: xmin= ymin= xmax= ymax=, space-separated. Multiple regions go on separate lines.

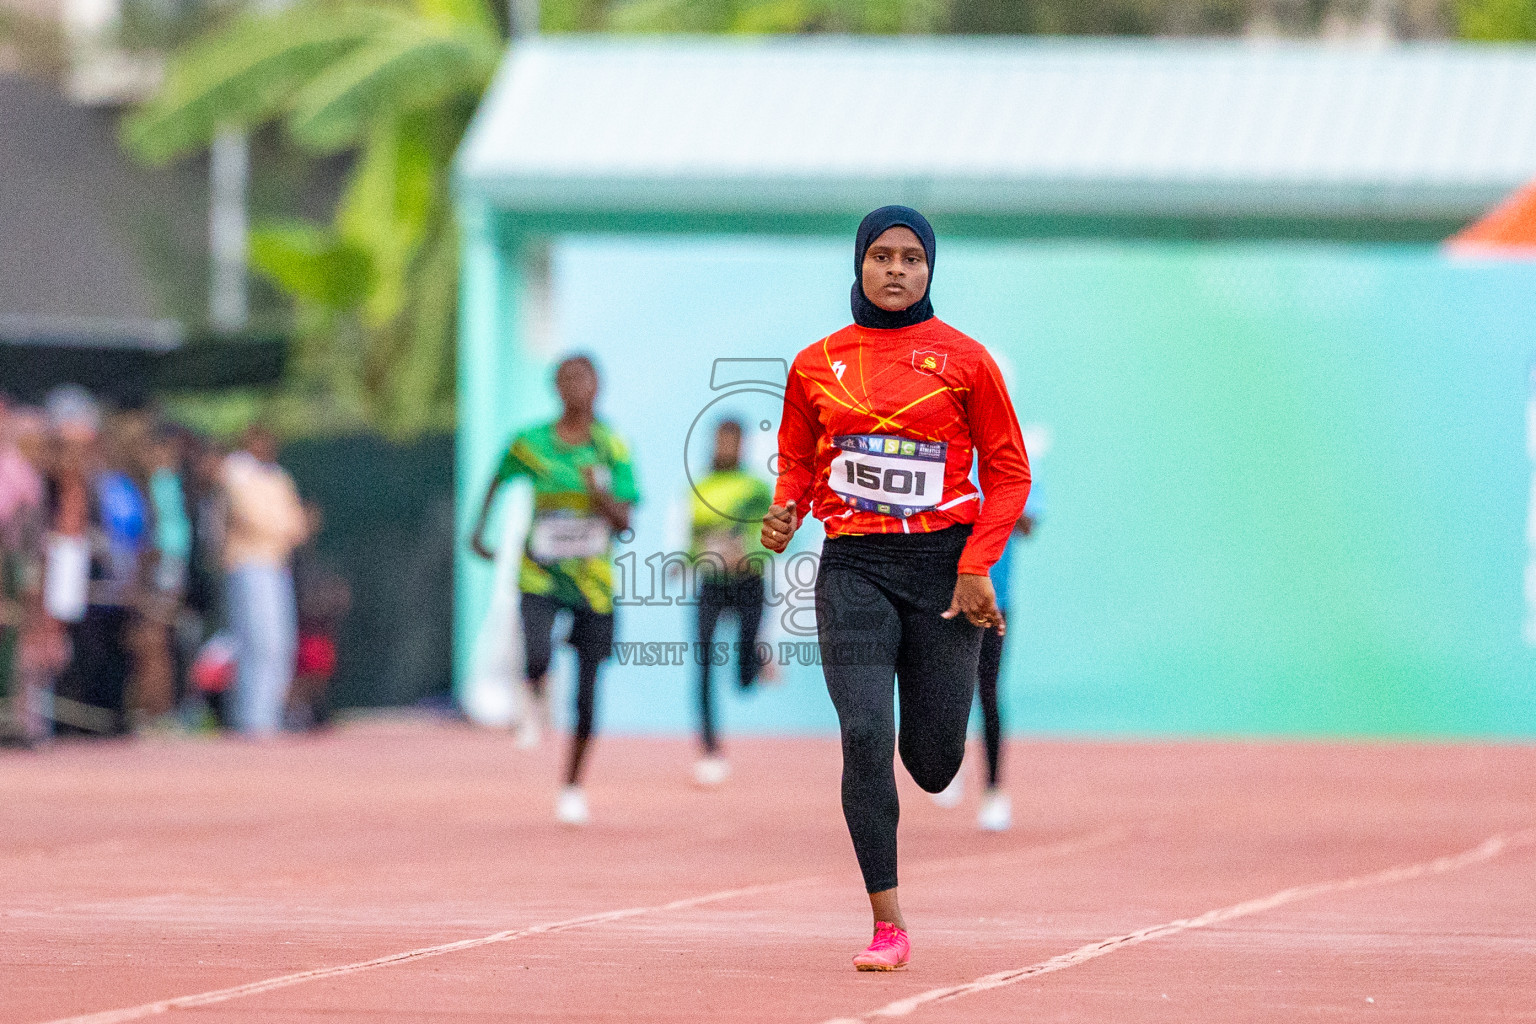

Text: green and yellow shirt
xmin=495 ymin=421 xmax=639 ymax=614
xmin=689 ymin=468 xmax=774 ymax=576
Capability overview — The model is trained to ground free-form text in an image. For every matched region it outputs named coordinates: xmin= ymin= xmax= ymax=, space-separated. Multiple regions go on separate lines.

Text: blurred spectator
xmin=9 ymin=406 xmax=66 ymax=745
xmin=2 ymin=390 xmax=365 ymax=740
xmin=687 ymin=418 xmax=774 ymax=787
xmin=181 ymin=434 xmax=230 ymax=728
xmin=128 ymin=422 xmax=192 ymax=727
xmin=47 ymin=388 xmax=141 ymax=737
xmin=54 ymin=407 xmax=151 ymax=736
xmin=42 ymin=387 xmax=95 ymax=633
xmin=289 ymin=501 xmax=351 ymax=731
xmin=222 ymin=424 xmax=308 ymax=737
xmin=148 ymin=426 xmax=193 ymax=601
xmin=189 ymin=630 xmax=236 ymax=720
xmin=1 ymin=396 xmax=48 ymax=745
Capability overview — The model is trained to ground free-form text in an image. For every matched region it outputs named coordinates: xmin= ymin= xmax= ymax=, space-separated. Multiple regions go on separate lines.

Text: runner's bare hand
xmin=942 ymin=573 xmax=1005 ymax=634
xmin=761 ymin=500 xmax=797 ymax=554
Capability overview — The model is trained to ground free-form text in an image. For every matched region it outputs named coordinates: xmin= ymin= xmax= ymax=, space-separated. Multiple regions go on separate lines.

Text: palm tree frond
xmin=286 ymin=25 xmax=500 ymax=154
xmin=385 ymin=217 xmax=459 ymax=438
xmin=335 ymin=116 xmax=439 ymax=327
xmin=122 ymin=0 xmax=507 ymax=438
xmin=730 ymin=0 xmax=816 ymax=31
xmin=1456 ymin=0 xmax=1536 ymax=39
xmin=249 ymin=220 xmax=375 ymax=310
xmin=832 ymin=0 xmax=949 ymax=32
xmin=122 ymin=5 xmax=388 ymax=164
xmin=412 ymin=0 xmax=500 ymax=36
xmin=608 ymin=0 xmax=732 ymax=32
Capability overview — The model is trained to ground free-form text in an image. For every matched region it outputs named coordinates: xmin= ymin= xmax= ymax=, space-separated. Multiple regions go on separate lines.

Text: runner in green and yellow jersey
xmin=470 ymin=355 xmax=639 ymax=826
xmin=687 ymin=419 xmax=774 ymax=788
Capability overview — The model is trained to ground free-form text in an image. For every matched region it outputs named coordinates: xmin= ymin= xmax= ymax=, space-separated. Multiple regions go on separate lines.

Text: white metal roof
xmin=456 ymin=37 xmax=1536 ymax=222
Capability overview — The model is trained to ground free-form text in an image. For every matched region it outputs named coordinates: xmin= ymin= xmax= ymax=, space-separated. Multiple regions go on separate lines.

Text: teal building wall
xmin=458 ymin=233 xmax=1536 ymax=738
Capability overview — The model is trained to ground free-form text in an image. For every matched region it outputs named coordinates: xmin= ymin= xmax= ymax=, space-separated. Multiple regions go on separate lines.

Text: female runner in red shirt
xmin=761 ymin=206 xmax=1031 ymax=971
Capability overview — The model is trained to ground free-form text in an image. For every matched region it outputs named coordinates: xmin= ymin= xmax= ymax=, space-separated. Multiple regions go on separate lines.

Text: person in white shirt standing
xmin=222 ymin=424 xmax=308 ymax=736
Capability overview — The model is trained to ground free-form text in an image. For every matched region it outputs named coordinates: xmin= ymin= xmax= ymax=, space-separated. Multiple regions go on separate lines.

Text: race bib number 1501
xmin=828 ymin=434 xmax=947 ymax=518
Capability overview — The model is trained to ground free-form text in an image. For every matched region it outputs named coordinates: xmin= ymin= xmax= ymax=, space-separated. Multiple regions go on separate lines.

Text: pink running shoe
xmin=853 ymin=921 xmax=911 ymax=971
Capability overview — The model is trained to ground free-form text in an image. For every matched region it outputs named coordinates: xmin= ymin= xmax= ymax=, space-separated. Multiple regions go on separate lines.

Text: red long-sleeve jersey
xmin=774 ymin=318 xmax=1031 ymax=576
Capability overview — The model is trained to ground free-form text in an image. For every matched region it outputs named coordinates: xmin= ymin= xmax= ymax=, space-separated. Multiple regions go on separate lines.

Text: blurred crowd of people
xmin=0 ymin=386 xmax=349 ymax=747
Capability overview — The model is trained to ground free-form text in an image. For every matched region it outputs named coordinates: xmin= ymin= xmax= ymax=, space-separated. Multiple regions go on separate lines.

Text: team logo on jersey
xmin=831 ymin=360 xmax=847 ymax=381
xmin=911 ymin=351 xmax=947 ymax=376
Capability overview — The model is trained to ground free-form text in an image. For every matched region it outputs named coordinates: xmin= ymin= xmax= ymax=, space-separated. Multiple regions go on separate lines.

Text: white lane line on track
xmin=820 ymin=826 xmax=1536 ymax=1024
xmin=36 ymin=830 xmax=1125 ymax=1024
xmin=37 ymin=882 xmax=794 ymax=1024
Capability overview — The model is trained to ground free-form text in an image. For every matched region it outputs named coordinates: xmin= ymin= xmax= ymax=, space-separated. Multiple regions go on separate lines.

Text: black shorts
xmin=521 ymin=591 xmax=614 ymax=680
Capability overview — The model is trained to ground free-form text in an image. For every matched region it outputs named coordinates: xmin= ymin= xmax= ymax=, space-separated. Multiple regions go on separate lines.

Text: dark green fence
xmin=282 ymin=433 xmax=454 ymax=711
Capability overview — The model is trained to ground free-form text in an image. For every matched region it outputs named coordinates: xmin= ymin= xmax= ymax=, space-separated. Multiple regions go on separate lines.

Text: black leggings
xmin=817 ymin=525 xmax=982 ymax=894
xmin=976 ymin=615 xmax=1006 ymax=789
xmin=696 ymin=574 xmax=766 ymax=754
xmin=522 ymin=592 xmax=613 ymax=785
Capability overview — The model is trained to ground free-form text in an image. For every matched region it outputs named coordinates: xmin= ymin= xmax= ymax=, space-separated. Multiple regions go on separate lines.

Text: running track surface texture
xmin=4 ymin=722 xmax=1535 ymax=1023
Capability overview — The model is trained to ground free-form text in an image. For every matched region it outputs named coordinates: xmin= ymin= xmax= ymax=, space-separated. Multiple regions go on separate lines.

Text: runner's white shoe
xmin=931 ymin=773 xmax=964 ymax=809
xmin=555 ymin=785 xmax=589 ymax=826
xmin=693 ymin=756 xmax=731 ymax=788
xmin=977 ymin=789 xmax=1012 ymax=831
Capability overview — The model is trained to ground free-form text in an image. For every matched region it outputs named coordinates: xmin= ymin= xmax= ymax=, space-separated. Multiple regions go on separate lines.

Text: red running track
xmin=3 ymin=721 xmax=1534 ymax=1023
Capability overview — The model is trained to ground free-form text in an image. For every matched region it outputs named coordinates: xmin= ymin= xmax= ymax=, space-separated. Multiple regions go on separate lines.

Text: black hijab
xmin=850 ymin=205 xmax=936 ymax=330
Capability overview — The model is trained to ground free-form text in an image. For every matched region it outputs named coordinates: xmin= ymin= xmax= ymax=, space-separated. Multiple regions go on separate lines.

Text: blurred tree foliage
xmin=605 ymin=0 xmax=948 ymax=32
xmin=597 ymin=0 xmax=1455 ymax=36
xmin=121 ymin=0 xmax=1491 ymax=437
xmin=955 ymin=0 xmax=1247 ymax=34
xmin=948 ymin=0 xmax=1453 ymax=36
xmin=119 ymin=0 xmax=950 ymax=438
xmin=1456 ymin=0 xmax=1536 ymax=38
xmin=123 ymin=0 xmax=504 ymax=439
